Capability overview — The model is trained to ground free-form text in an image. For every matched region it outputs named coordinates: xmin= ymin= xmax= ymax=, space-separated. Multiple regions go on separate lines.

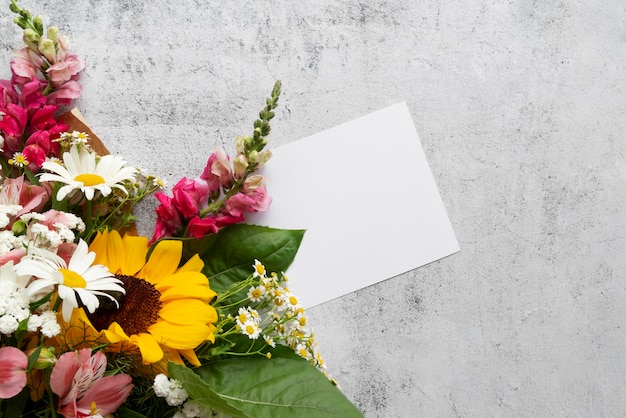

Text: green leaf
xmin=197 ymin=224 xmax=305 ymax=296
xmin=192 ymin=356 xmax=364 ymax=418
xmin=169 ymin=363 xmax=248 ymax=418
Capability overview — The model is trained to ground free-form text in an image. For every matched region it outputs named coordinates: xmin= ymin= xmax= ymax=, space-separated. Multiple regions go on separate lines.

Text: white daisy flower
xmin=39 ymin=144 xmax=137 ymax=201
xmin=247 ymin=284 xmax=266 ymax=302
xmin=15 ymin=239 xmax=124 ymax=322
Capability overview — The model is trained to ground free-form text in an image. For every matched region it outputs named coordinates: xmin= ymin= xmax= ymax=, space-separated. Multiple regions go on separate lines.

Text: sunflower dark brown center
xmin=87 ymin=274 xmax=162 ymax=336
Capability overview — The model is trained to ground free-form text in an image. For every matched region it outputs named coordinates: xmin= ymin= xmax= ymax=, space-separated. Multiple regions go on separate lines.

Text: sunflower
xmin=62 ymin=229 xmax=217 ymax=369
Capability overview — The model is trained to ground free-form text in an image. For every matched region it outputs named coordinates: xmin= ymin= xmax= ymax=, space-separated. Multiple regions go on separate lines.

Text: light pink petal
xmin=76 ymin=374 xmax=133 ymax=415
xmin=0 ymin=347 xmax=28 ymax=399
xmin=50 ymin=348 xmax=91 ymax=403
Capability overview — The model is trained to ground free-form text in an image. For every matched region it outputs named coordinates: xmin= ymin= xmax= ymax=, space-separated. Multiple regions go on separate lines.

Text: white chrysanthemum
xmin=15 ymin=239 xmax=124 ymax=322
xmin=39 ymin=144 xmax=137 ymax=200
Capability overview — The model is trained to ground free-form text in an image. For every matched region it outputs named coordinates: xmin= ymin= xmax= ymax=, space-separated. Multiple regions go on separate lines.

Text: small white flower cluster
xmin=21 ymin=211 xmax=85 ymax=249
xmin=0 ymin=204 xmax=85 ymax=256
xmin=153 ymin=374 xmax=189 ymax=406
xmin=236 ymin=260 xmax=328 ymax=374
xmin=153 ymin=374 xmax=212 ymax=418
xmin=0 ymin=205 xmax=21 ymax=229
xmin=172 ymin=401 xmax=213 ymax=418
xmin=0 ymin=263 xmax=60 ymax=338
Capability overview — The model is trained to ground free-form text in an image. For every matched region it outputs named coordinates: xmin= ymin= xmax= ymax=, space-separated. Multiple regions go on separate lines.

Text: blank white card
xmin=247 ymin=102 xmax=460 ymax=308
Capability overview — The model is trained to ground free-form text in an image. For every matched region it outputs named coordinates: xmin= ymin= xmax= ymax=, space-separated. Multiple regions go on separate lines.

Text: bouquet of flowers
xmin=0 ymin=2 xmax=363 ymax=417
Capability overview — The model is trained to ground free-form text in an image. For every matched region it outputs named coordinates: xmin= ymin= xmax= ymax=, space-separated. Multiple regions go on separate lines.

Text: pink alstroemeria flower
xmin=0 ymin=346 xmax=28 ymax=399
xmin=50 ymin=348 xmax=133 ymax=418
xmin=0 ymin=176 xmax=49 ymax=220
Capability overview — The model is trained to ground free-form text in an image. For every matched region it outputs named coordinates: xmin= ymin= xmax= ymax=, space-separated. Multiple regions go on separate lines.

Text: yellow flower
xmin=66 ymin=230 xmax=217 ymax=368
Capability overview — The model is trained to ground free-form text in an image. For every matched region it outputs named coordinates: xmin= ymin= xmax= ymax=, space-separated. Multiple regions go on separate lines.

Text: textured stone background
xmin=2 ymin=1 xmax=625 ymax=416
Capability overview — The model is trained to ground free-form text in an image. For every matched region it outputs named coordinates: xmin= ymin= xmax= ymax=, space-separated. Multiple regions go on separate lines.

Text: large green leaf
xmin=169 ymin=363 xmax=248 ymax=418
xmin=198 ymin=224 xmax=305 ymax=296
xmin=191 ymin=356 xmax=364 ymax=418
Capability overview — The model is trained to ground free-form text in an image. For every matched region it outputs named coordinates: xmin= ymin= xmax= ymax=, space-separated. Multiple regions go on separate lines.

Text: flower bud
xmin=26 ymin=347 xmax=57 ymax=370
xmin=11 ymin=219 xmax=26 ymax=236
xmin=256 ymin=150 xmax=272 ymax=168
xmin=235 ymin=136 xmax=246 ymax=154
xmin=47 ymin=26 xmax=59 ymax=43
xmin=38 ymin=37 xmax=56 ymax=63
xmin=22 ymin=28 xmax=39 ymax=50
xmin=233 ymin=154 xmax=248 ymax=178
xmin=33 ymin=16 xmax=43 ymax=35
xmin=248 ymin=150 xmax=259 ymax=164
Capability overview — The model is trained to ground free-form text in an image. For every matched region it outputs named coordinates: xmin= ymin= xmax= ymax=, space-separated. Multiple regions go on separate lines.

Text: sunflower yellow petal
xmin=179 ymin=349 xmax=201 ymax=367
xmin=159 ymin=284 xmax=216 ymax=303
xmin=155 ymin=271 xmax=208 ymax=288
xmin=103 ymin=322 xmax=131 ymax=343
xmin=159 ymin=300 xmax=217 ymax=325
xmin=132 ymin=332 xmax=164 ymax=364
xmin=176 ymin=254 xmax=204 ymax=273
xmin=138 ymin=240 xmax=181 ymax=283
xmin=89 ymin=229 xmax=123 ymax=273
xmin=121 ymin=234 xmax=149 ymax=275
xmin=148 ymin=322 xmax=212 ymax=349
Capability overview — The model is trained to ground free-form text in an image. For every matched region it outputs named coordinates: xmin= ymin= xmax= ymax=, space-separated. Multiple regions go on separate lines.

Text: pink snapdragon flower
xmin=186 ymin=213 xmax=244 ymax=239
xmin=10 ymin=47 xmax=43 ymax=86
xmin=152 ymin=191 xmax=184 ymax=242
xmin=222 ymin=185 xmax=271 ymax=218
xmin=50 ymin=348 xmax=133 ymax=418
xmin=171 ymin=177 xmax=210 ymax=219
xmin=0 ymin=346 xmax=28 ymax=399
xmin=200 ymin=148 xmax=234 ymax=195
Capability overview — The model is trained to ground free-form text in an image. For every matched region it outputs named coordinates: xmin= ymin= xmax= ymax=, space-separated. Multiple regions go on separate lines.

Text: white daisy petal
xmin=38 ymin=145 xmax=136 ymax=201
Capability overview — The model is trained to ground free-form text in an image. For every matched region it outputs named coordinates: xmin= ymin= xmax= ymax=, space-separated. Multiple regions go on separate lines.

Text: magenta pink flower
xmin=0 ymin=79 xmax=18 ymax=105
xmin=151 ymin=192 xmax=183 ymax=242
xmin=171 ymin=177 xmax=210 ymax=219
xmin=0 ymin=102 xmax=27 ymax=140
xmin=200 ymin=148 xmax=234 ymax=194
xmin=19 ymin=80 xmax=47 ymax=109
xmin=187 ymin=214 xmax=245 ymax=239
xmin=51 ymin=348 xmax=133 ymax=418
xmin=0 ymin=346 xmax=28 ymax=399
xmin=186 ymin=216 xmax=220 ymax=238
xmin=22 ymin=143 xmax=46 ymax=171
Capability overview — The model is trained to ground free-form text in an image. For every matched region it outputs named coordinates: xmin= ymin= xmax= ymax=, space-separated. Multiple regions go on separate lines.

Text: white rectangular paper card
xmin=247 ymin=102 xmax=460 ymax=308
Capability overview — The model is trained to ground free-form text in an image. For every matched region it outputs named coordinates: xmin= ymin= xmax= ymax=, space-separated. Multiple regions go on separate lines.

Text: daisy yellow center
xmin=87 ymin=275 xmax=162 ymax=335
xmin=60 ymin=269 xmax=86 ymax=288
xmin=251 ymin=288 xmax=263 ymax=299
xmin=74 ymin=173 xmax=106 ymax=186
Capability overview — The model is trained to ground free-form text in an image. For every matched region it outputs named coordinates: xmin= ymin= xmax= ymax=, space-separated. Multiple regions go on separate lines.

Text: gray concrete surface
xmin=2 ymin=1 xmax=625 ymax=416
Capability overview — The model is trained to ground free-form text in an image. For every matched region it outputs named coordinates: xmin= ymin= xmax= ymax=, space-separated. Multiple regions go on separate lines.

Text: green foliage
xmin=184 ymin=224 xmax=305 ymax=299
xmin=170 ymin=355 xmax=364 ymax=418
